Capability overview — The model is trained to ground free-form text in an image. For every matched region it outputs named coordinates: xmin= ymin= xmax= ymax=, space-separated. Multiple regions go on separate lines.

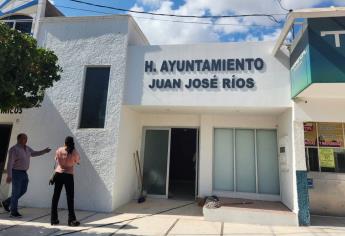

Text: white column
xmin=198 ymin=115 xmax=213 ymax=197
xmin=294 ymin=121 xmax=307 ymax=171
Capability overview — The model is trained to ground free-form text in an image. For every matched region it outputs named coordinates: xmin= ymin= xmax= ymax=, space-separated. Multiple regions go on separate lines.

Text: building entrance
xmin=168 ymin=128 xmax=197 ymax=200
xmin=0 ymin=125 xmax=12 ymax=183
xmin=142 ymin=127 xmax=198 ymax=199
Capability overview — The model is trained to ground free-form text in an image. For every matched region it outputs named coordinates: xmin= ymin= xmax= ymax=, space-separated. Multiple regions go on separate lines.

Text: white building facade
xmin=1 ymin=0 xmax=345 ymax=226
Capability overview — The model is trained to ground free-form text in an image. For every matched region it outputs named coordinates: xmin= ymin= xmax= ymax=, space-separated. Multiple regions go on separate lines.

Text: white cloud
xmin=131 ymin=0 xmax=345 ymax=45
xmin=130 ymin=3 xmax=219 ymax=44
xmin=244 ymin=28 xmax=281 ymax=42
xmin=213 ymin=18 xmax=248 ymax=34
xmin=139 ymin=0 xmax=164 ymax=8
xmin=262 ymin=29 xmax=282 ymax=41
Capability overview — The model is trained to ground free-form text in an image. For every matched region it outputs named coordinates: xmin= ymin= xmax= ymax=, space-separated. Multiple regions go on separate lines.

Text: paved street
xmin=0 ymin=199 xmax=345 ymax=236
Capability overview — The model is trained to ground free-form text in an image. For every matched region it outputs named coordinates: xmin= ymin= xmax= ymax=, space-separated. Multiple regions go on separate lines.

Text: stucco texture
xmin=11 ymin=16 xmax=134 ymax=212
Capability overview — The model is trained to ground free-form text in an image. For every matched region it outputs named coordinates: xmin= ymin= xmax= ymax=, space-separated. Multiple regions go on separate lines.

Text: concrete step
xmin=203 ymin=198 xmax=298 ymax=226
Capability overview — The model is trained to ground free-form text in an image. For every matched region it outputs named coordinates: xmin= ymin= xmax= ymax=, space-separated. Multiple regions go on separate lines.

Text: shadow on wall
xmin=275 ymin=49 xmax=290 ymax=70
xmin=124 ymin=45 xmax=162 ymax=105
xmin=20 ymin=96 xmax=113 ymax=212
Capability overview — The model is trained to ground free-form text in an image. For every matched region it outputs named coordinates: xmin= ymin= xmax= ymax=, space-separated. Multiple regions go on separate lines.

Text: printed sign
xmin=0 ymin=108 xmax=23 ymax=114
xmin=319 ymin=148 xmax=335 ymax=168
xmin=144 ymin=58 xmax=264 ymax=90
xmin=304 ymin=122 xmax=317 ymax=146
xmin=318 ymin=123 xmax=344 ymax=147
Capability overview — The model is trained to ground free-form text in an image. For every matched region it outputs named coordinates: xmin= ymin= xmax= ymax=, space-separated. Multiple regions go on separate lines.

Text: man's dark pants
xmin=3 ymin=169 xmax=29 ymax=213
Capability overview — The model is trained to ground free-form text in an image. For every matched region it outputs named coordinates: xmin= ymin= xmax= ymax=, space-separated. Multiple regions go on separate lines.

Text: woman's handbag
xmin=49 ymin=162 xmax=57 ymax=185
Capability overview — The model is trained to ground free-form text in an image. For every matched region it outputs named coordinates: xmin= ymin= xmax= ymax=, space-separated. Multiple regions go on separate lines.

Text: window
xmin=304 ymin=122 xmax=345 ymax=173
xmin=79 ymin=67 xmax=110 ymax=128
xmin=1 ymin=15 xmax=33 ymax=34
xmin=213 ymin=128 xmax=279 ymax=195
xmin=306 ymin=148 xmax=319 ymax=171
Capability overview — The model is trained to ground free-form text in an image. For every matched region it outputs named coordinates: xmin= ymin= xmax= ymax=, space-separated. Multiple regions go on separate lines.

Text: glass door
xmin=213 ymin=128 xmax=279 ymax=196
xmin=142 ymin=128 xmax=171 ymax=197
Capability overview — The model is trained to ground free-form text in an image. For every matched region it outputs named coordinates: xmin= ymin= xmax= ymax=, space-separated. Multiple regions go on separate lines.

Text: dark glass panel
xmin=79 ymin=67 xmax=110 ymax=128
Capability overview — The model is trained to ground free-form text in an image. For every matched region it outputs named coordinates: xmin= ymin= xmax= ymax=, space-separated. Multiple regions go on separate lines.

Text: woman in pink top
xmin=51 ymin=136 xmax=80 ymax=226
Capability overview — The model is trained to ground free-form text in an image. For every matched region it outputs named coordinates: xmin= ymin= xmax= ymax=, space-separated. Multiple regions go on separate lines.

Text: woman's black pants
xmin=51 ymin=172 xmax=76 ymax=222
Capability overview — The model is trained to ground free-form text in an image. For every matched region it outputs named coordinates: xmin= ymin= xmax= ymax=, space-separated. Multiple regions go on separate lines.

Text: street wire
xmin=53 ymin=5 xmax=283 ymax=28
xmin=276 ymin=0 xmax=292 ymax=12
xmin=3 ymin=0 xmax=285 ymax=28
xmin=68 ymin=0 xmax=285 ymax=23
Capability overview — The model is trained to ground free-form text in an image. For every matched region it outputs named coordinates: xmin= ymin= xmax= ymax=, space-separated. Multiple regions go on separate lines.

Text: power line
xmin=276 ymin=0 xmax=292 ymax=13
xmin=0 ymin=0 xmax=283 ymax=28
xmin=68 ymin=0 xmax=284 ymax=23
xmin=3 ymin=0 xmax=284 ymax=25
xmin=55 ymin=5 xmax=113 ymax=15
xmin=134 ymin=15 xmax=283 ymax=28
xmin=55 ymin=5 xmax=283 ymax=28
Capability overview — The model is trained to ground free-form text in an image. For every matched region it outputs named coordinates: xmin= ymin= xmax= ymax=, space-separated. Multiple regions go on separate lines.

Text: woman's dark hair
xmin=65 ymin=136 xmax=75 ymax=154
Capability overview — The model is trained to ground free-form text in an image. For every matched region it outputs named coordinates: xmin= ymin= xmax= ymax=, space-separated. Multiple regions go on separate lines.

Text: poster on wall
xmin=318 ymin=123 xmax=344 ymax=147
xmin=319 ymin=148 xmax=335 ymax=168
xmin=304 ymin=122 xmax=317 ymax=146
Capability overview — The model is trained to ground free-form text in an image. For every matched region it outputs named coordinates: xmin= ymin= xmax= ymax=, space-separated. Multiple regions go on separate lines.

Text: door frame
xmin=141 ymin=127 xmax=171 ymax=198
xmin=0 ymin=124 xmax=13 ymax=183
xmin=141 ymin=126 xmax=200 ymax=199
xmin=195 ymin=128 xmax=200 ymax=199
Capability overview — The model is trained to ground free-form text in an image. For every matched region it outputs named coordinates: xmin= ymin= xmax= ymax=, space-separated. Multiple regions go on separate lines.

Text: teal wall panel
xmin=290 ymin=17 xmax=345 ymax=97
xmin=290 ymin=28 xmax=312 ymax=97
xmin=308 ymin=17 xmax=345 ymax=83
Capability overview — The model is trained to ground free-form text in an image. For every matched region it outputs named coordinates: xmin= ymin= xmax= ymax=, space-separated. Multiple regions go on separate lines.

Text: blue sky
xmin=50 ymin=0 xmax=345 ymax=44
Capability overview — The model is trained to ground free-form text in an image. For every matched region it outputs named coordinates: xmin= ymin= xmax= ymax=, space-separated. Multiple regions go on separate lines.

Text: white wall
xmin=112 ymin=107 xmax=141 ymax=209
xmin=127 ymin=17 xmax=149 ymax=46
xmin=125 ymin=41 xmax=291 ymax=109
xmin=0 ymin=15 xmax=138 ymax=212
xmin=294 ymin=98 xmax=345 ymax=123
xmin=277 ymin=109 xmax=298 ymax=212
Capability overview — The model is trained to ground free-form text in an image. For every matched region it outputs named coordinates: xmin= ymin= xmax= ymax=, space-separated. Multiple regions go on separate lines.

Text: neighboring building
xmin=0 ymin=0 xmax=63 ymax=206
xmin=0 ymin=0 xmax=62 ymax=35
xmin=274 ymin=8 xmax=345 ymax=222
xmin=1 ymin=0 xmax=345 ymax=226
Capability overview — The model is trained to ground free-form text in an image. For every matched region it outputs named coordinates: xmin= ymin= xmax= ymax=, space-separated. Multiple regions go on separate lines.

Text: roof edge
xmin=39 ymin=14 xmax=132 ymax=23
xmin=272 ymin=7 xmax=345 ymax=56
xmin=128 ymin=15 xmax=149 ymax=45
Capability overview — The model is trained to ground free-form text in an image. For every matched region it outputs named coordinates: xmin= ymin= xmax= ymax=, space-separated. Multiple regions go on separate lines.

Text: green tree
xmin=0 ymin=22 xmax=62 ymax=111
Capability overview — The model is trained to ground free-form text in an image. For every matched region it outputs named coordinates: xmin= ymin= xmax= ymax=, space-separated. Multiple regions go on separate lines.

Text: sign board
xmin=290 ymin=17 xmax=345 ymax=97
xmin=319 ymin=148 xmax=335 ymax=168
xmin=126 ymin=42 xmax=291 ymax=107
xmin=318 ymin=122 xmax=344 ymax=147
xmin=304 ymin=122 xmax=317 ymax=146
xmin=0 ymin=108 xmax=23 ymax=114
xmin=145 ymin=58 xmax=263 ymax=90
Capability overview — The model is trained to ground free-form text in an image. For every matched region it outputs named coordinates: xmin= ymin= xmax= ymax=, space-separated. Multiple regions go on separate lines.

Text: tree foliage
xmin=0 ymin=22 xmax=62 ymax=111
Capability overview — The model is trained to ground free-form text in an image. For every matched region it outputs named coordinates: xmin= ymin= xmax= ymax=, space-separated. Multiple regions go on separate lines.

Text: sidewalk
xmin=0 ymin=199 xmax=344 ymax=236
